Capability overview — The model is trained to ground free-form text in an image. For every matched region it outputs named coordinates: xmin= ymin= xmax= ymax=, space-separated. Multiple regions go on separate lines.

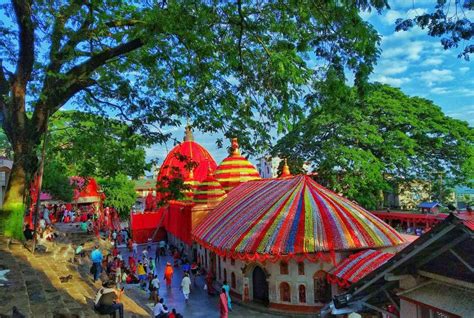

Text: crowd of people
xmin=90 ymin=242 xmax=196 ymax=318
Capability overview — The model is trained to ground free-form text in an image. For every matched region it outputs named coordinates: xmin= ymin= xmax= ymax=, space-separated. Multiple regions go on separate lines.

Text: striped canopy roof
xmin=193 ymin=175 xmax=404 ymax=262
xmin=214 ymin=138 xmax=260 ymax=192
xmin=327 ymin=249 xmax=394 ymax=287
xmin=194 ymin=171 xmax=227 ymax=206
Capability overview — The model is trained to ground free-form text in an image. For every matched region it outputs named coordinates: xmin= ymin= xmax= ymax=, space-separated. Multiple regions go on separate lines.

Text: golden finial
xmin=189 ymin=168 xmax=194 ymax=179
xmin=230 ymin=138 xmax=240 ymax=156
xmin=184 ymin=123 xmax=194 ymax=142
xmin=281 ymin=158 xmax=292 ymax=178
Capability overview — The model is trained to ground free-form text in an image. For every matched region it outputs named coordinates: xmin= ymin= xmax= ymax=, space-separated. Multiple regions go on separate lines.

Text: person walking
xmin=42 ymin=205 xmax=51 ymax=225
xmin=164 ymin=262 xmax=174 ymax=289
xmin=181 ymin=273 xmax=192 ymax=303
xmin=222 ymin=280 xmax=232 ymax=311
xmin=91 ymin=245 xmax=103 ymax=282
xmin=219 ymin=288 xmax=229 ymax=318
xmin=150 ymin=275 xmax=160 ymax=303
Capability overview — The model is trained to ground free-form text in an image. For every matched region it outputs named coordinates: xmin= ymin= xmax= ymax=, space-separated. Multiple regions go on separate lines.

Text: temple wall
xmin=196 ymin=244 xmax=347 ymax=312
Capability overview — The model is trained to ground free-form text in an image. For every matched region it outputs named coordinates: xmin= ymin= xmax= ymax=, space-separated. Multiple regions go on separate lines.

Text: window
xmin=231 ymin=258 xmax=235 ymax=265
xmin=218 ymin=256 xmax=222 ymax=280
xmin=279 ymin=282 xmax=291 ymax=302
xmin=313 ymin=271 xmax=331 ymax=303
xmin=224 ymin=268 xmax=227 ymax=282
xmin=298 ymin=285 xmax=306 ymax=303
xmin=205 ymin=250 xmax=208 ymax=268
xmin=223 ymin=256 xmax=226 ymax=263
xmin=231 ymin=272 xmax=236 ymax=289
xmin=298 ymin=262 xmax=305 ymax=275
xmin=280 ymin=261 xmax=289 ymax=275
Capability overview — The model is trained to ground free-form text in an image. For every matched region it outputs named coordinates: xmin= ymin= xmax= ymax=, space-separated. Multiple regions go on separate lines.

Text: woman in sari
xmin=219 ymin=288 xmax=229 ymax=318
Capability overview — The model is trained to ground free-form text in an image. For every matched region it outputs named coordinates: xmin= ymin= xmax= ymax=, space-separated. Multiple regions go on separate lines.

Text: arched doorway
xmin=252 ymin=266 xmax=269 ymax=304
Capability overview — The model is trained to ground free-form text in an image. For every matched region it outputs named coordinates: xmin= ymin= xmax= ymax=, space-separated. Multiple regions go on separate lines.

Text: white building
xmin=0 ymin=157 xmax=12 ymax=208
xmin=256 ymin=156 xmax=282 ymax=178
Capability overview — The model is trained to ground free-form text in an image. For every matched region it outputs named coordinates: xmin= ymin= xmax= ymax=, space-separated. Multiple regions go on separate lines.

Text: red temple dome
xmin=157 ymin=126 xmax=218 ymax=199
xmin=214 ymin=138 xmax=260 ymax=193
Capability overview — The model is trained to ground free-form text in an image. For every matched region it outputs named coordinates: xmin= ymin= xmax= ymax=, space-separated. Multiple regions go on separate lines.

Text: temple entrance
xmin=210 ymin=252 xmax=217 ymax=275
xmin=252 ymin=266 xmax=269 ymax=304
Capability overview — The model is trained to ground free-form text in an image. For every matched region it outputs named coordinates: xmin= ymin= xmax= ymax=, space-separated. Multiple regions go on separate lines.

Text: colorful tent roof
xmin=327 ymin=249 xmax=394 ymax=287
xmin=194 ymin=169 xmax=227 ymax=206
xmin=193 ymin=175 xmax=404 ymax=262
xmin=157 ymin=126 xmax=217 ymax=194
xmin=214 ymin=138 xmax=260 ymax=192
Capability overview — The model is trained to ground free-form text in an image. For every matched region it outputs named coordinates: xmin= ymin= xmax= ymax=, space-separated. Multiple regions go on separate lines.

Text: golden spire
xmin=189 ymin=168 xmax=194 ymax=179
xmin=184 ymin=124 xmax=194 ymax=142
xmin=281 ymin=158 xmax=292 ymax=178
xmin=230 ymin=138 xmax=240 ymax=156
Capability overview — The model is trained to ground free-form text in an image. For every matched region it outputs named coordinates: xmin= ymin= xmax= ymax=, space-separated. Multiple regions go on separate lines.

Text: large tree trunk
xmin=1 ymin=138 xmax=38 ymax=239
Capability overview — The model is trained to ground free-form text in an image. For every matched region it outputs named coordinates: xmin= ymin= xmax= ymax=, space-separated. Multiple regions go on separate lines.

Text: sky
xmin=147 ymin=1 xmax=474 ymax=169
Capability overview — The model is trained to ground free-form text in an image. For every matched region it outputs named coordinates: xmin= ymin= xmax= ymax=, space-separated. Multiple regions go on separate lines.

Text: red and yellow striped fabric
xmin=194 ymin=173 xmax=227 ymax=206
xmin=214 ymin=138 xmax=260 ymax=192
xmin=327 ymin=249 xmax=394 ymax=287
xmin=192 ymin=175 xmax=404 ymax=262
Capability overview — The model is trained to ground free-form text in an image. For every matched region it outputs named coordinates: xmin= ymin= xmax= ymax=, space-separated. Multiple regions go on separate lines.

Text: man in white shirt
xmin=153 ymin=298 xmax=168 ymax=318
xmin=150 ymin=275 xmax=160 ymax=303
xmin=181 ymin=273 xmax=192 ymax=303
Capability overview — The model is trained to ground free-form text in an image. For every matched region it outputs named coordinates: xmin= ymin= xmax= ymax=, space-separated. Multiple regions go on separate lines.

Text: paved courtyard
xmin=0 ymin=225 xmax=313 ymax=317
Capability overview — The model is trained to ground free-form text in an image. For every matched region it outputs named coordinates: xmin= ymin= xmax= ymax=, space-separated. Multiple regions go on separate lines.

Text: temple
xmin=130 ymin=126 xmax=412 ymax=314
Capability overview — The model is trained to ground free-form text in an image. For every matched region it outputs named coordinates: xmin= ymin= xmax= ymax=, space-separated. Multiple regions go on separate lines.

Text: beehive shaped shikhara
xmin=193 ymin=175 xmax=404 ymax=262
xmin=156 ymin=126 xmax=217 ymax=200
xmin=214 ymin=138 xmax=261 ymax=193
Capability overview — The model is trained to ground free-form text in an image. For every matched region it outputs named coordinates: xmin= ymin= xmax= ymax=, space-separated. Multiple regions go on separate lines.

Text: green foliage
xmin=47 ymin=111 xmax=149 ymax=179
xmin=98 ymin=174 xmax=137 ymax=219
xmin=42 ymin=159 xmax=74 ymax=202
xmin=394 ymin=1 xmax=473 ymax=60
xmin=274 ymin=74 xmax=474 ymax=209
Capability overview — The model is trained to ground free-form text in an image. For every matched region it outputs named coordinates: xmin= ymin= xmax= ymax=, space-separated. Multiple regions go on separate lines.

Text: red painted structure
xmin=372 ymin=211 xmax=449 ymax=230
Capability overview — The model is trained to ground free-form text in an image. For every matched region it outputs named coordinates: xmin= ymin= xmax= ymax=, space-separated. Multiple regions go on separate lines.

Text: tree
xmin=274 ymin=74 xmax=474 ymax=209
xmin=0 ymin=0 xmax=387 ymax=238
xmin=98 ymin=174 xmax=136 ymax=219
xmin=394 ymin=1 xmax=473 ymax=60
xmin=42 ymin=159 xmax=74 ymax=202
xmin=46 ymin=111 xmax=149 ymax=179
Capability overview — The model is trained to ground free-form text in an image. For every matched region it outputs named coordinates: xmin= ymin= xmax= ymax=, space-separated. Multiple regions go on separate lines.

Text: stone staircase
xmin=0 ymin=228 xmax=148 ymax=318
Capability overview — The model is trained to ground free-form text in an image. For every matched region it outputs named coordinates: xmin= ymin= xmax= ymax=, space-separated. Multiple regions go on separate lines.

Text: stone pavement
xmin=0 ymin=229 xmax=149 ymax=318
xmin=118 ymin=244 xmax=308 ymax=318
xmin=0 ymin=223 xmax=312 ymax=318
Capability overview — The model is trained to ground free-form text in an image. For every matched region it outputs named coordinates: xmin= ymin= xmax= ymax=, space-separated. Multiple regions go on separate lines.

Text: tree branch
xmin=66 ymin=38 xmax=144 ymax=80
xmin=12 ymin=0 xmax=34 ymax=86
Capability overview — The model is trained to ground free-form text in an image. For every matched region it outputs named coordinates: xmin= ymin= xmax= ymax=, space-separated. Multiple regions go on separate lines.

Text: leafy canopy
xmin=46 ymin=111 xmax=149 ymax=179
xmin=0 ymin=0 xmax=386 ymax=155
xmin=274 ymin=73 xmax=474 ymax=209
xmin=98 ymin=173 xmax=137 ymax=218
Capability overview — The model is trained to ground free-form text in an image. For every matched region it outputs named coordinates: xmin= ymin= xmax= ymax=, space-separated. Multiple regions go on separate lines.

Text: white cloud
xmin=459 ymin=67 xmax=470 ymax=74
xmin=422 ymin=57 xmax=443 ymax=66
xmin=381 ymin=64 xmax=408 ymax=75
xmin=418 ymin=69 xmax=454 ymax=86
xmin=430 ymin=87 xmax=449 ymax=95
xmin=455 ymin=88 xmax=474 ymax=97
xmin=383 ymin=41 xmax=425 ymax=61
xmin=382 ymin=8 xmax=427 ymax=25
xmin=446 ymin=105 xmax=474 ymax=126
xmin=372 ymin=75 xmax=410 ymax=86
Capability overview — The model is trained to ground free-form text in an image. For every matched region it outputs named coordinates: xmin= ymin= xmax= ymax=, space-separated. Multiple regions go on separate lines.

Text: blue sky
xmin=148 ymin=1 xmax=473 ymax=168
